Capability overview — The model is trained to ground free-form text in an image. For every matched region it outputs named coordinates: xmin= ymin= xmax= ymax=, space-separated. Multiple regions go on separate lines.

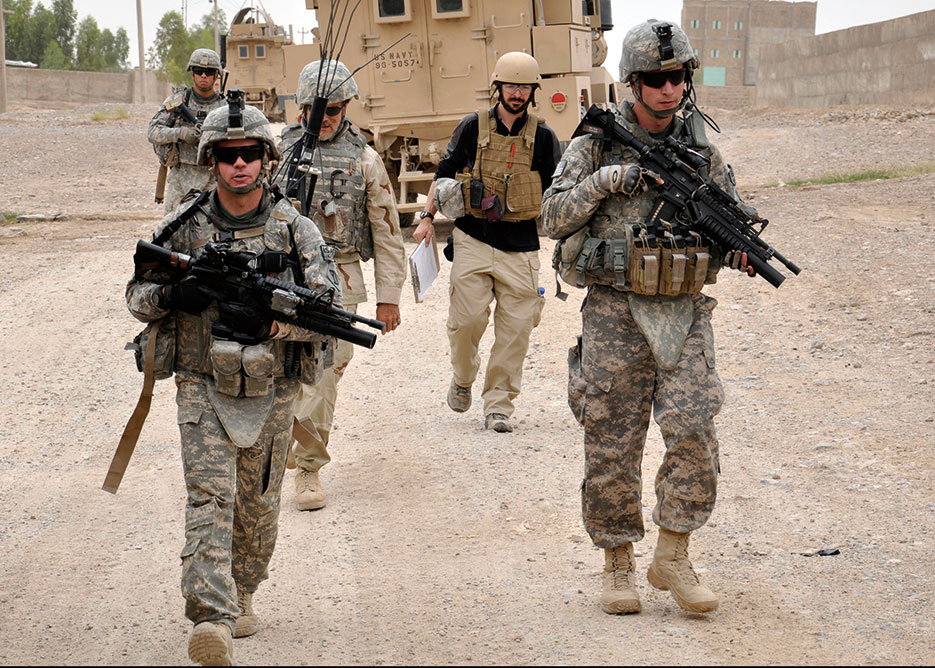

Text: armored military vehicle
xmin=222 ymin=4 xmax=306 ymax=122
xmin=289 ymin=0 xmax=619 ymax=223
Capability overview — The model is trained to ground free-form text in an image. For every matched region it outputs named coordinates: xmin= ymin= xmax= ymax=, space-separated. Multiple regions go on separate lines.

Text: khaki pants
xmin=447 ymin=228 xmax=543 ymax=417
xmin=292 ymin=304 xmax=357 ymax=472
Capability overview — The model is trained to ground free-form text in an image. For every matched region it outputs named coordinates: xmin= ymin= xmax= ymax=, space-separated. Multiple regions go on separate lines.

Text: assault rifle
xmin=574 ymin=105 xmax=800 ymax=288
xmin=134 ymin=240 xmax=384 ymax=348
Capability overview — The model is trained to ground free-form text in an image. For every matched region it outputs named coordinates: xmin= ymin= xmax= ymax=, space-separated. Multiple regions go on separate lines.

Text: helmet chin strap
xmin=496 ymin=85 xmax=535 ymax=114
xmin=213 ymin=156 xmax=266 ymax=195
xmin=630 ymin=77 xmax=689 ymax=119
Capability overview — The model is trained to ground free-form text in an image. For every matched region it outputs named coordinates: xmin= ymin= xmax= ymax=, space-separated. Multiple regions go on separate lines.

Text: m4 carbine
xmin=574 ymin=105 xmax=801 ymax=288
xmin=134 ymin=239 xmax=384 ymax=348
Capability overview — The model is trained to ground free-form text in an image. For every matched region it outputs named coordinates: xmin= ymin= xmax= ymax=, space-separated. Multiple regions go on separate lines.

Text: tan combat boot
xmin=447 ymin=378 xmax=472 ymax=413
xmin=234 ymin=587 xmax=258 ymax=638
xmin=647 ymin=528 xmax=719 ymax=613
xmin=601 ymin=543 xmax=641 ymax=614
xmin=295 ymin=468 xmax=326 ymax=511
xmin=188 ymin=621 xmax=234 ymax=666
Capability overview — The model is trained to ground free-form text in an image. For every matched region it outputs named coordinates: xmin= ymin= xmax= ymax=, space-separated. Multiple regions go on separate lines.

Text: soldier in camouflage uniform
xmin=148 ymin=49 xmax=227 ymax=213
xmin=127 ymin=100 xmax=341 ymax=665
xmin=274 ymin=59 xmax=407 ymax=512
xmin=541 ymin=20 xmax=757 ymax=616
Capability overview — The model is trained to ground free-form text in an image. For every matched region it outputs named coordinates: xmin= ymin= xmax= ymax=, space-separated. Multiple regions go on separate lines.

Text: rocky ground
xmin=0 ymin=101 xmax=933 ymax=665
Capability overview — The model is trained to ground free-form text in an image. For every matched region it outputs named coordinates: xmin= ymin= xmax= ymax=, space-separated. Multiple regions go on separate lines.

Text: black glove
xmin=216 ymin=297 xmax=274 ymax=345
xmin=160 ymin=279 xmax=215 ymax=314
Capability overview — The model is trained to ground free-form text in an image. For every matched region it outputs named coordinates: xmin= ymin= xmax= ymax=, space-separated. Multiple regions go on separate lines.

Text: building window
xmin=702 ymin=66 xmax=726 ymax=86
xmin=432 ymin=0 xmax=469 ymax=18
xmin=710 ymin=49 xmax=720 ymax=59
xmin=255 ymin=45 xmax=266 ymax=58
xmin=712 ymin=20 xmax=722 ymax=30
xmin=690 ymin=19 xmax=699 ymax=29
xmin=734 ymin=21 xmax=743 ymax=30
xmin=732 ymin=49 xmax=742 ymax=59
xmin=238 ymin=45 xmax=248 ymax=59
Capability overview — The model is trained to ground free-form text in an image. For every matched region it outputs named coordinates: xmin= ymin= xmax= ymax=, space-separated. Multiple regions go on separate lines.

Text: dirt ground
xmin=0 ymin=100 xmax=933 ymax=666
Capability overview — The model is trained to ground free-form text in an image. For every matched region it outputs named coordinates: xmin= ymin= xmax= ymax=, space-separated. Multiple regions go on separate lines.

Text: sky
xmin=69 ymin=0 xmax=935 ymax=69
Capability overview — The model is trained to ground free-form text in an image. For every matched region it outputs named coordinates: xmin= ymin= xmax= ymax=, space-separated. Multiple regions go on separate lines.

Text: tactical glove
xmin=160 ymin=280 xmax=215 ymax=314
xmin=724 ymin=250 xmax=757 ymax=277
xmin=597 ymin=164 xmax=661 ymax=197
xmin=178 ymin=125 xmax=200 ymax=144
xmin=217 ymin=298 xmax=274 ymax=346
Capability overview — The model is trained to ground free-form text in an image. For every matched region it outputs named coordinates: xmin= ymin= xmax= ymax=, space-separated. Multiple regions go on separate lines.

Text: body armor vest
xmin=161 ymin=88 xmax=224 ymax=167
xmin=283 ymin=122 xmax=373 ymax=261
xmin=456 ymin=108 xmax=542 ymax=222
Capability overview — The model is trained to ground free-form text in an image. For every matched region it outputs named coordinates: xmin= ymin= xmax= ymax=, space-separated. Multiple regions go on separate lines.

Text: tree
xmin=24 ymin=2 xmax=57 ymax=65
xmin=74 ymin=15 xmax=105 ymax=72
xmin=39 ymin=39 xmax=70 ymax=70
xmin=51 ymin=0 xmax=77 ymax=63
xmin=147 ymin=11 xmax=192 ymax=84
xmin=2 ymin=0 xmax=33 ymax=62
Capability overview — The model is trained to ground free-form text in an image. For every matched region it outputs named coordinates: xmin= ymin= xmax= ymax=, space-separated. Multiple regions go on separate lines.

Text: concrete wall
xmin=4 ymin=67 xmax=170 ymax=108
xmin=756 ymin=9 xmax=935 ymax=108
xmin=693 ymin=83 xmax=757 ymax=110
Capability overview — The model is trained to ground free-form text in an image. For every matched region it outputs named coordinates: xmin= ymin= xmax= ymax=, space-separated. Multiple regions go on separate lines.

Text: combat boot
xmin=447 ymin=378 xmax=472 ymax=412
xmin=601 ymin=543 xmax=641 ymax=614
xmin=188 ymin=621 xmax=234 ymax=666
xmin=295 ymin=468 xmax=326 ymax=511
xmin=647 ymin=528 xmax=719 ymax=613
xmin=234 ymin=587 xmax=258 ymax=638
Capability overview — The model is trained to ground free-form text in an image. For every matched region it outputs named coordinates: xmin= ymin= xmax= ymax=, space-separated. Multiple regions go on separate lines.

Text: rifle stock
xmin=575 ymin=105 xmax=800 ymax=288
xmin=134 ymin=240 xmax=382 ymax=348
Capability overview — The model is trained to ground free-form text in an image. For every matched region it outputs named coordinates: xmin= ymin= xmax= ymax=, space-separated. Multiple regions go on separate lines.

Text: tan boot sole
xmin=188 ymin=622 xmax=233 ymax=666
xmin=233 ymin=614 xmax=258 ymax=638
xmin=601 ymin=597 xmax=641 ymax=614
xmin=647 ymin=564 xmax=719 ymax=613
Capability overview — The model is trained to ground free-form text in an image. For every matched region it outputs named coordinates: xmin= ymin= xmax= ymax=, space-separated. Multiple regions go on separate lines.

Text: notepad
xmin=409 ymin=236 xmax=440 ymax=303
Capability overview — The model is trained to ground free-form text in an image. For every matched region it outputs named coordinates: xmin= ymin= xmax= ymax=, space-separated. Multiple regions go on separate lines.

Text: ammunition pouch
xmin=209 ymin=338 xmax=276 ymax=398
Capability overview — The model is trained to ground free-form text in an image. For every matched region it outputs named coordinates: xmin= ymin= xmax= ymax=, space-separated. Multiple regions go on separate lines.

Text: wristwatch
xmin=418 ymin=210 xmax=434 ymax=222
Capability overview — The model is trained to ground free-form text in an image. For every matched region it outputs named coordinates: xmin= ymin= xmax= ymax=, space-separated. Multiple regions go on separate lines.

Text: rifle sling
xmin=102 ymin=318 xmax=161 ymax=494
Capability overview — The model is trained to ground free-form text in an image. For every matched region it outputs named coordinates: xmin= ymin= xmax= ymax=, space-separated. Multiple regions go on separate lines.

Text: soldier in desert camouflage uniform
xmin=128 ymin=100 xmax=340 ymax=665
xmin=148 ymin=49 xmax=227 ymax=213
xmin=274 ymin=59 xmax=406 ymax=512
xmin=541 ymin=19 xmax=757 ymax=616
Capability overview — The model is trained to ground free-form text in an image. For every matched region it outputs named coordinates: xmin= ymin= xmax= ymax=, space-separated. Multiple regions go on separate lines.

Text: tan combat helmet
xmin=619 ymin=20 xmax=698 ymax=117
xmin=490 ymin=51 xmax=542 ymax=88
xmin=187 ymin=48 xmax=222 ymax=73
xmin=296 ymin=59 xmax=359 ymax=106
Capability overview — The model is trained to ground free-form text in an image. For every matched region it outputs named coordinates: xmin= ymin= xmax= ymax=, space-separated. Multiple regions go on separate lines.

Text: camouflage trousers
xmin=292 ymin=304 xmax=357 ymax=472
xmin=576 ymin=286 xmax=724 ymax=547
xmin=447 ymin=228 xmax=544 ymax=417
xmin=175 ymin=373 xmax=298 ymax=630
xmin=164 ymin=163 xmax=216 ymax=214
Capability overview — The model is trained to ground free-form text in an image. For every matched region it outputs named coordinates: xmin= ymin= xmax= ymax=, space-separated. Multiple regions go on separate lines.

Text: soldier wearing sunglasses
xmin=275 ymin=60 xmax=406 ymax=513
xmin=542 ymin=20 xmax=760 ymax=617
xmin=148 ymin=49 xmax=226 ymax=213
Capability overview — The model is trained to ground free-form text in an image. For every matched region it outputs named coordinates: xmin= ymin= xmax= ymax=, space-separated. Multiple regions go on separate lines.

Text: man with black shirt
xmin=413 ymin=52 xmax=561 ymax=433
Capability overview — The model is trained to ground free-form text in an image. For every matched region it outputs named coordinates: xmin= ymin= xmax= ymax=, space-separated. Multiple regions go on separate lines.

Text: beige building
xmin=681 ymin=0 xmax=816 ymax=108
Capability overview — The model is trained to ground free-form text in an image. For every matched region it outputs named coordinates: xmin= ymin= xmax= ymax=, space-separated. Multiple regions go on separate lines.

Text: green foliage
xmin=90 ymin=106 xmax=130 ymax=121
xmin=52 ymin=0 xmax=77 ymax=63
xmin=783 ymin=162 xmax=935 ymax=187
xmin=147 ymin=10 xmax=227 ymax=86
xmin=39 ymin=39 xmax=70 ymax=70
xmin=2 ymin=211 xmax=25 ymax=223
xmin=75 ymin=16 xmax=105 ymax=71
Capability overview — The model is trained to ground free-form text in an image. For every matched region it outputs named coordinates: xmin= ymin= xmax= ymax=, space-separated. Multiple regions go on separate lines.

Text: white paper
xmin=409 ymin=238 xmax=439 ymax=303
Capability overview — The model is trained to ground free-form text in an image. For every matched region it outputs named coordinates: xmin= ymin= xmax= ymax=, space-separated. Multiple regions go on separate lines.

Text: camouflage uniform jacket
xmin=147 ymin=87 xmax=225 ymax=167
xmin=276 ymin=120 xmax=406 ymax=306
xmin=126 ymin=187 xmax=341 ymax=379
xmin=541 ymin=100 xmax=740 ymax=288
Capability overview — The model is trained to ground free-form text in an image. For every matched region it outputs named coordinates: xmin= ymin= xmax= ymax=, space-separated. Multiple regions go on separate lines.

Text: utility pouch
xmin=128 ymin=314 xmax=176 ymax=381
xmin=469 ymin=178 xmax=485 ymax=209
xmin=660 ymin=249 xmax=689 ymax=296
xmin=241 ymin=341 xmax=275 ymax=397
xmin=299 ymin=340 xmax=331 ymax=385
xmin=688 ymin=251 xmax=710 ymax=292
xmin=503 ymin=171 xmax=542 ymax=214
xmin=481 ymin=193 xmax=503 ymax=222
xmin=209 ymin=339 xmax=244 ymax=397
xmin=443 ymin=234 xmax=454 ymax=262
xmin=627 ymin=244 xmax=661 ymax=295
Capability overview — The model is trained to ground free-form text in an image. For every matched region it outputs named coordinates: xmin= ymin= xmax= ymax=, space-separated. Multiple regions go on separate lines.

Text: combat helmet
xmin=296 ymin=59 xmax=359 ymax=106
xmin=619 ymin=19 xmax=697 ymax=83
xmin=490 ymin=51 xmax=542 ymax=87
xmin=197 ymin=93 xmax=281 ymax=165
xmin=187 ymin=48 xmax=221 ymax=73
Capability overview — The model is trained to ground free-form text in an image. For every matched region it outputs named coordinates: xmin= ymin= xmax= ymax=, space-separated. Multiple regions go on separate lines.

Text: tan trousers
xmin=447 ymin=228 xmax=543 ymax=417
xmin=292 ymin=304 xmax=357 ymax=472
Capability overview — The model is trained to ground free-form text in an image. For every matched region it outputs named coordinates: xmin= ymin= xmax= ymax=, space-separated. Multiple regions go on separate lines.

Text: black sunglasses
xmin=212 ymin=144 xmax=265 ymax=164
xmin=323 ymin=103 xmax=347 ymax=117
xmin=640 ymin=68 xmax=687 ymax=88
xmin=191 ymin=67 xmax=217 ymax=77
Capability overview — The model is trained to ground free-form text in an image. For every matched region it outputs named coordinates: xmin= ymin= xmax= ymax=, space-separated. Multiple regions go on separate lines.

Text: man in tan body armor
xmin=275 ymin=60 xmax=407 ymax=511
xmin=148 ymin=48 xmax=227 ymax=213
xmin=541 ymin=20 xmax=756 ymax=615
xmin=413 ymin=52 xmax=561 ymax=434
